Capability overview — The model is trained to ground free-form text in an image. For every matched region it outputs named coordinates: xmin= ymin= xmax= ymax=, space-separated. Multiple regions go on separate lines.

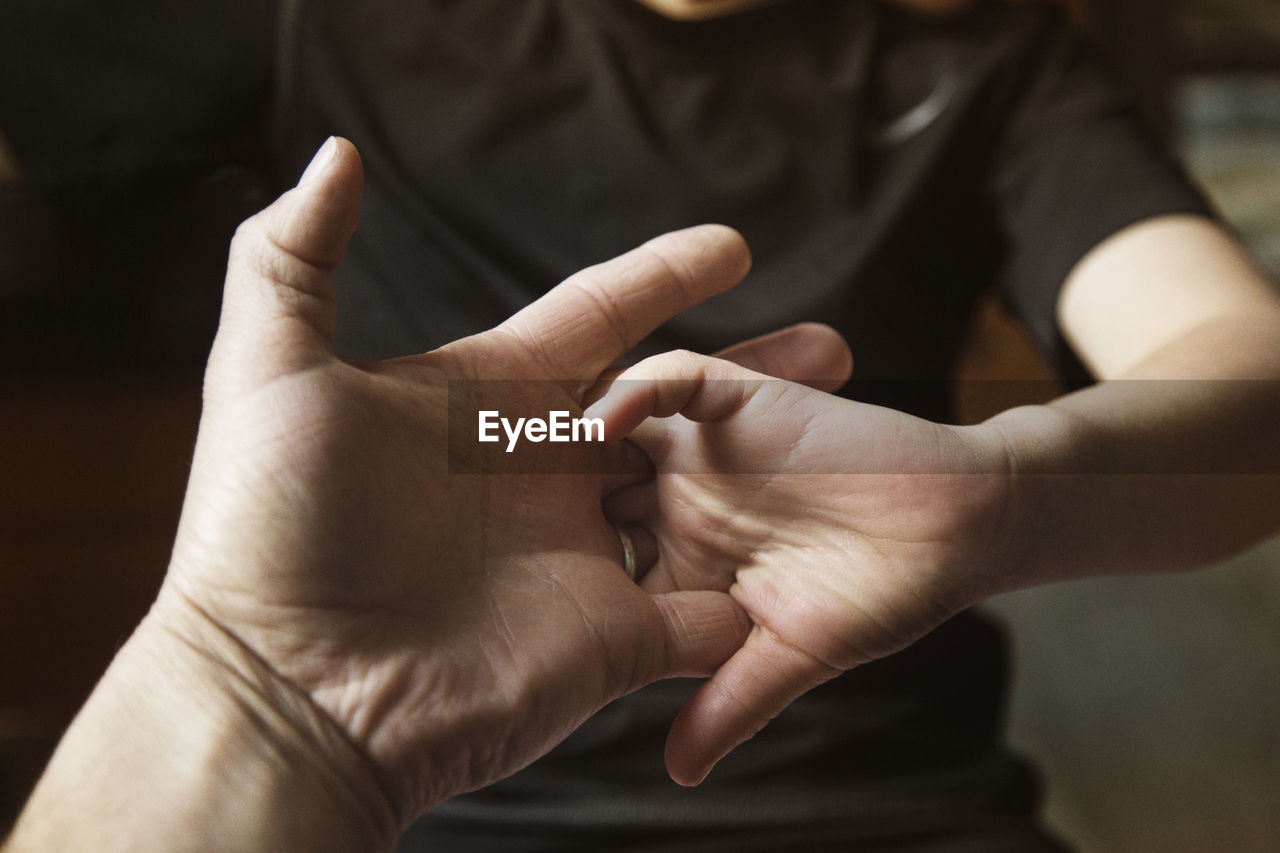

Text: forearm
xmin=4 ymin=593 xmax=398 ymax=853
xmin=986 ymin=313 xmax=1280 ymax=588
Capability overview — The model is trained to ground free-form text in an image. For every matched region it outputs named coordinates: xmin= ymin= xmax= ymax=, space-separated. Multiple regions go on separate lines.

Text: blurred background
xmin=978 ymin=2 xmax=1280 ymax=850
xmin=2 ymin=0 xmax=1279 ymax=848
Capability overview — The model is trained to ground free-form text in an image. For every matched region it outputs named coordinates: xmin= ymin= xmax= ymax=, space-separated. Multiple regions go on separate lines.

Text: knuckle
xmin=570 ymin=272 xmax=633 ymax=350
xmin=641 ymin=240 xmax=698 ymax=306
xmin=229 ymin=216 xmax=333 ymax=313
xmin=639 ymin=349 xmax=696 ymax=377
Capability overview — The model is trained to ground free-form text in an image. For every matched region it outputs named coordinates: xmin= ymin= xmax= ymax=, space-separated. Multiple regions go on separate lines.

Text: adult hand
xmin=136 ymin=139 xmax=769 ymax=834
xmin=7 ymin=137 xmax=864 ymax=852
xmin=587 ymin=351 xmax=1013 ymax=785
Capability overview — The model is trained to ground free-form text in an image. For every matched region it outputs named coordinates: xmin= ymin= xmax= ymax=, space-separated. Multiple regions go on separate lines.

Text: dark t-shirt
xmin=0 ymin=0 xmax=1209 ymax=848
xmin=273 ymin=1 xmax=1207 ymax=849
xmin=277 ymin=0 xmax=1208 ymax=418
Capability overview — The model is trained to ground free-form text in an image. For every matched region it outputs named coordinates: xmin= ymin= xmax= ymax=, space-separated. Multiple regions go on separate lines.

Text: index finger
xmin=583 ymin=349 xmax=772 ymax=440
xmin=497 ymin=225 xmax=751 ymax=390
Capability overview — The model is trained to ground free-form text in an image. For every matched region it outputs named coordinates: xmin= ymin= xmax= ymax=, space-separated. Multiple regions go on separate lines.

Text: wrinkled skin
xmin=156 ymin=138 xmax=774 ymax=826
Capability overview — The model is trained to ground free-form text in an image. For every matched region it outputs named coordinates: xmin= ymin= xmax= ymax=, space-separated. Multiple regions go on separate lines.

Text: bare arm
xmin=990 ymin=215 xmax=1280 ymax=583
xmin=587 ymin=214 xmax=1280 ymax=783
xmin=2 ymin=608 xmax=399 ymax=852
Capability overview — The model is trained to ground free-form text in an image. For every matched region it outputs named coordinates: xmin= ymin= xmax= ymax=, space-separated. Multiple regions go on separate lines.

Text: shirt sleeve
xmin=988 ymin=9 xmax=1214 ymax=379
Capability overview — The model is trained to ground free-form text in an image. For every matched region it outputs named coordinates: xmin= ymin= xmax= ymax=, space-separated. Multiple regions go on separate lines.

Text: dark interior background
xmin=2 ymin=1 xmax=1278 ymax=848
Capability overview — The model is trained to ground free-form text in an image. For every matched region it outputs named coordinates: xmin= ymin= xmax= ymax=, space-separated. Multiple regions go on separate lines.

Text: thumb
xmin=207 ymin=137 xmax=363 ymax=397
xmin=663 ymin=625 xmax=840 ymax=786
xmin=612 ymin=591 xmax=750 ymax=698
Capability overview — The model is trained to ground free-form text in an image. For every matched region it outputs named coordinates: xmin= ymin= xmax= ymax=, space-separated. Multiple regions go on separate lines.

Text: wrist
xmin=921 ymin=420 xmax=1027 ymax=606
xmin=876 ymin=419 xmax=1035 ymax=613
xmin=9 ymin=590 xmax=399 ymax=852
xmin=144 ymin=589 xmax=401 ymax=848
xmin=977 ymin=403 xmax=1091 ymax=590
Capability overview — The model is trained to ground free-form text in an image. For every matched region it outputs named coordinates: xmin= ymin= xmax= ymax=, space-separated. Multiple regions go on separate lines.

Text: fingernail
xmin=675 ymin=764 xmax=713 ymax=787
xmin=582 ymin=396 xmax=624 ymax=441
xmin=581 ymin=398 xmax=607 ymax=422
xmin=298 ymin=136 xmax=337 ymax=187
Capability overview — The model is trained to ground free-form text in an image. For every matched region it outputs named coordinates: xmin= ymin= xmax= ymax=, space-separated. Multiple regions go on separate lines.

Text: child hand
xmin=587 ymin=349 xmax=1014 ymax=784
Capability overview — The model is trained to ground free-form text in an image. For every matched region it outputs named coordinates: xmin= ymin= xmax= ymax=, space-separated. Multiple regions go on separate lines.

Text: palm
xmin=595 ymin=358 xmax=1009 ymax=783
xmin=169 ymin=327 xmax=641 ymax=811
xmin=158 ymin=141 xmax=755 ymax=820
xmin=655 ymin=390 xmax=997 ymax=649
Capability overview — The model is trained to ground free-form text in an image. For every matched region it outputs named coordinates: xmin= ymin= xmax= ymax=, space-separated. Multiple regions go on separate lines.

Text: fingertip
xmin=297 ymin=136 xmax=338 ymax=187
xmin=581 ymin=393 xmax=625 ymax=438
xmin=212 ymin=137 xmax=364 ymax=390
xmin=662 ymin=628 xmax=843 ymax=789
xmin=668 ymin=762 xmax=712 ymax=788
xmin=285 ymin=138 xmax=364 ymax=272
xmin=583 ymin=375 xmax=661 ymax=440
xmin=795 ymin=322 xmax=854 ymax=389
xmin=646 ymin=224 xmax=752 ymax=298
xmin=791 ymin=322 xmax=852 ymax=362
xmin=665 ymin=751 xmax=713 ymax=788
xmin=700 ymin=223 xmax=753 ymax=283
xmin=692 ymin=223 xmax=752 ymax=271
xmin=296 ymin=136 xmax=363 ymax=191
xmin=664 ymin=707 xmax=726 ymax=787
xmin=502 ymin=224 xmax=751 ymax=381
xmin=329 ymin=136 xmax=364 ymax=184
xmin=713 ymin=322 xmax=853 ymax=391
